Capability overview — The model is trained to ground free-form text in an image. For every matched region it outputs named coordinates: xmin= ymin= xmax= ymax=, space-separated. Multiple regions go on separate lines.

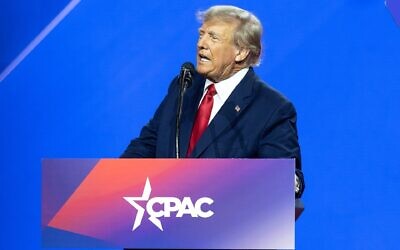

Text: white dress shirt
xmin=200 ymin=68 xmax=249 ymax=124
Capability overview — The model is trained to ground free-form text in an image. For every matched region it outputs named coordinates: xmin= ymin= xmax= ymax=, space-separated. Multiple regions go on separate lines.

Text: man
xmin=121 ymin=5 xmax=304 ymax=198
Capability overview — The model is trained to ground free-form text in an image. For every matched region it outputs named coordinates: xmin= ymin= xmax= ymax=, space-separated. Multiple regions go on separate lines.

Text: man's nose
xmin=197 ymin=36 xmax=208 ymax=50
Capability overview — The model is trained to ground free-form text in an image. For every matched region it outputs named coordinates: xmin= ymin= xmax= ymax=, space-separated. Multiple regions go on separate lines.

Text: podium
xmin=42 ymin=159 xmax=303 ymax=249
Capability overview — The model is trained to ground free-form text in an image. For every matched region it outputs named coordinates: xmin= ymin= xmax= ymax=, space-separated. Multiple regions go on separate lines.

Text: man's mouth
xmin=198 ymin=53 xmax=211 ymax=62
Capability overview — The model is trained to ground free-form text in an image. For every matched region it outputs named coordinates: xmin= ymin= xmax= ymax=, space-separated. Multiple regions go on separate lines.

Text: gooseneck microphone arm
xmin=175 ymin=62 xmax=194 ymax=158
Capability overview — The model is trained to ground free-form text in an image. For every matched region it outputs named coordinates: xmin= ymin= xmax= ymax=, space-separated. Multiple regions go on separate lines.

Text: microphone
xmin=176 ymin=62 xmax=195 ymax=158
xmin=180 ymin=62 xmax=195 ymax=89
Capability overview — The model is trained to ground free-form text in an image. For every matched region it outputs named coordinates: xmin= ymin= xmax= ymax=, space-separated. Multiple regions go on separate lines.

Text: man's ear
xmin=235 ymin=48 xmax=250 ymax=63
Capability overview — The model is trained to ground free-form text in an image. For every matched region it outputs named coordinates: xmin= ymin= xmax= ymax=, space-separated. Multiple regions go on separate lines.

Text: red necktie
xmin=186 ymin=84 xmax=217 ymax=157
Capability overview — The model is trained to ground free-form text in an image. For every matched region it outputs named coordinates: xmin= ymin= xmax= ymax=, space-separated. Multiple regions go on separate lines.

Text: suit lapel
xmin=191 ymin=68 xmax=258 ymax=157
xmin=178 ymin=74 xmax=205 ymax=157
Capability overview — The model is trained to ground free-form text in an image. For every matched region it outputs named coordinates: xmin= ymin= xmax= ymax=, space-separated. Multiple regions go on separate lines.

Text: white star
xmin=123 ymin=177 xmax=152 ymax=231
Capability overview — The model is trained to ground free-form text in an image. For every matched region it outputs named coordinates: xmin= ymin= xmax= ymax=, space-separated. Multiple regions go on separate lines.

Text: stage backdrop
xmin=1 ymin=0 xmax=399 ymax=249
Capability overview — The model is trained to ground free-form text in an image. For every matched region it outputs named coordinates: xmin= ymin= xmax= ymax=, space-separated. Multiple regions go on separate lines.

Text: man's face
xmin=196 ymin=19 xmax=240 ymax=83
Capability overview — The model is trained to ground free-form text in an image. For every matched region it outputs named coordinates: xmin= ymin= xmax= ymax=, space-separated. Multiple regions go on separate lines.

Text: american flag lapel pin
xmin=235 ymin=105 xmax=241 ymax=112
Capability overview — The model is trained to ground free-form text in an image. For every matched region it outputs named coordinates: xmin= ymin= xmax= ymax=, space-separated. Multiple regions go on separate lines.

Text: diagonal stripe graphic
xmin=0 ymin=0 xmax=81 ymax=82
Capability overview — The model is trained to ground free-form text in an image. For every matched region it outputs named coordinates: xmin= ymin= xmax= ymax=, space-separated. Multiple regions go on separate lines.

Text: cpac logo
xmin=123 ymin=178 xmax=214 ymax=231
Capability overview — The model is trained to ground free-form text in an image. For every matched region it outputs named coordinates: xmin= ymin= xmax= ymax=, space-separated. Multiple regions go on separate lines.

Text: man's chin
xmin=196 ymin=62 xmax=212 ymax=74
xmin=196 ymin=65 xmax=206 ymax=75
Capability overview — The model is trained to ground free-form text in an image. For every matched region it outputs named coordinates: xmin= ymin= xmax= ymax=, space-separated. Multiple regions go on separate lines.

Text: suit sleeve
xmin=120 ymin=77 xmax=178 ymax=158
xmin=257 ymin=101 xmax=305 ymax=198
xmin=258 ymin=101 xmax=301 ymax=168
xmin=120 ymin=98 xmax=165 ymax=158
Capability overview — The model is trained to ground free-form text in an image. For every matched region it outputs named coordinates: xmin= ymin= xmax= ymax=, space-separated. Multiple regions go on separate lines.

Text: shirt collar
xmin=203 ymin=68 xmax=249 ymax=100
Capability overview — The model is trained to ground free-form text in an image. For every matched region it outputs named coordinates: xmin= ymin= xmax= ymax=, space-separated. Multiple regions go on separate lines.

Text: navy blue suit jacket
xmin=121 ymin=68 xmax=302 ymax=170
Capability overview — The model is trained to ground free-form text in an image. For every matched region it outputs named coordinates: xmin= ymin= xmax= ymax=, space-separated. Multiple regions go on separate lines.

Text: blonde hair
xmin=197 ymin=5 xmax=263 ymax=66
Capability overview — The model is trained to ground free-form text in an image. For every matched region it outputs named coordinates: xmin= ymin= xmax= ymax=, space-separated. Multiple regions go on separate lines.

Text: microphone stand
xmin=175 ymin=68 xmax=191 ymax=158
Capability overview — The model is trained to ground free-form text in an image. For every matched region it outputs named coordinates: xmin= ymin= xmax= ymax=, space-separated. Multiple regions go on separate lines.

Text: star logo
xmin=123 ymin=178 xmax=163 ymax=231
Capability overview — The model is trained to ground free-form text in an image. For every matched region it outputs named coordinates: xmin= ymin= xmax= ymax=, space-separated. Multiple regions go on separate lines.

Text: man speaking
xmin=121 ymin=5 xmax=304 ymax=197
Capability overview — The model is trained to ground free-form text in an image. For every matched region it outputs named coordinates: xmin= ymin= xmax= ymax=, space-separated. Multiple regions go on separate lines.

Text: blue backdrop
xmin=1 ymin=0 xmax=399 ymax=249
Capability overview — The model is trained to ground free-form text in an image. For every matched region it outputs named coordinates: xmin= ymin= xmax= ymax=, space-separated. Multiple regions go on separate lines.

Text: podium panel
xmin=42 ymin=159 xmax=295 ymax=249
